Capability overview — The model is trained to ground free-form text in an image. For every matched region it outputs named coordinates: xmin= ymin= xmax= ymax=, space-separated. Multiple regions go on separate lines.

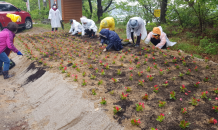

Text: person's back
xmin=99 ymin=17 xmax=115 ymax=32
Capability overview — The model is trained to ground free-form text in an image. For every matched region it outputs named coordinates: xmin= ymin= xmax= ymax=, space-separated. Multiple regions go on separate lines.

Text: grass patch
xmin=193 ymin=54 xmax=203 ymax=59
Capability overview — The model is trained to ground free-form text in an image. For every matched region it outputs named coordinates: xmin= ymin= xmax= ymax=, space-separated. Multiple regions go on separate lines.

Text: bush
xmin=146 ymin=22 xmax=157 ymax=32
xmin=200 ymin=36 xmax=210 ymax=48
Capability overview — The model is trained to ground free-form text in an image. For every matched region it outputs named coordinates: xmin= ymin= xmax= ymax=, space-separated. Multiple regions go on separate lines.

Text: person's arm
xmin=156 ymin=34 xmax=167 ymax=48
xmin=106 ymin=40 xmax=113 ymax=51
xmin=58 ymin=10 xmax=62 ymax=21
xmin=48 ymin=9 xmax=52 ymax=19
xmin=110 ymin=20 xmax=115 ymax=31
xmin=144 ymin=32 xmax=152 ymax=44
xmin=126 ymin=22 xmax=131 ymax=39
xmin=69 ymin=25 xmax=73 ymax=33
xmin=72 ymin=25 xmax=78 ymax=35
xmin=81 ymin=25 xmax=85 ymax=36
xmin=89 ymin=20 xmax=95 ymax=30
xmin=6 ymin=32 xmax=18 ymax=53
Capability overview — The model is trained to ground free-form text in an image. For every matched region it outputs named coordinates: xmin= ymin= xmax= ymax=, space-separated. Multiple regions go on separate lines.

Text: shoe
xmin=0 ymin=68 xmax=2 ymax=75
xmin=2 ymin=71 xmax=14 ymax=79
xmin=135 ymin=44 xmax=140 ymax=47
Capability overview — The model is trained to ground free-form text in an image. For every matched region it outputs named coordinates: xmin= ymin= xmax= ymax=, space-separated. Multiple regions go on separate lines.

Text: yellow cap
xmin=152 ymin=27 xmax=161 ymax=35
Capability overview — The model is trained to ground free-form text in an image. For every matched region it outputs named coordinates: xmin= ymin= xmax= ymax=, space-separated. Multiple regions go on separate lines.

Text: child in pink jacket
xmin=0 ymin=22 xmax=23 ymax=79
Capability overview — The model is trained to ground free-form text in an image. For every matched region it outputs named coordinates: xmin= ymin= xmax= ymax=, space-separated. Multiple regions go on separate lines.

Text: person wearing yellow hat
xmin=144 ymin=26 xmax=176 ymax=49
xmin=99 ymin=17 xmax=115 ymax=32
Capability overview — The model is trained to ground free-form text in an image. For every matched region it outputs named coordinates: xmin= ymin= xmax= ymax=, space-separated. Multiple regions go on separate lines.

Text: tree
xmin=160 ymin=0 xmax=168 ymax=23
xmin=97 ymin=0 xmax=114 ymax=22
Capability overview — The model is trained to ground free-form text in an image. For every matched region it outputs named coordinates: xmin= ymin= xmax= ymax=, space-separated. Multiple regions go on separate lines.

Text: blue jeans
xmin=0 ymin=52 xmax=10 ymax=71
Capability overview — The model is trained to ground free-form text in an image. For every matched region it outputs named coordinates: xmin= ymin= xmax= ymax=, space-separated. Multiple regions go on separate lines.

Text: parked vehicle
xmin=0 ymin=1 xmax=32 ymax=32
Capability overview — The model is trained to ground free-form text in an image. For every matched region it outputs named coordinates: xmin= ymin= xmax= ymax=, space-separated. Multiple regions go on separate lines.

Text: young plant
xmin=179 ymin=120 xmax=191 ymax=129
xmin=62 ymin=67 xmax=67 ymax=73
xmin=120 ymin=56 xmax=124 ymax=61
xmin=112 ymin=78 xmax=118 ymax=83
xmin=164 ymin=60 xmax=168 ymax=65
xmin=110 ymin=90 xmax=114 ymax=95
xmin=175 ymin=64 xmax=180 ymax=69
xmin=159 ymin=69 xmax=164 ymax=75
xmin=72 ymin=63 xmax=77 ymax=68
xmin=138 ymin=80 xmax=144 ymax=86
xmin=186 ymin=69 xmax=191 ymax=75
xmin=163 ymin=53 xmax=167 ymax=58
xmin=151 ymin=128 xmax=158 ymax=130
xmin=95 ymin=68 xmax=99 ymax=73
xmin=129 ymin=67 xmax=133 ymax=72
xmin=178 ymin=50 xmax=181 ymax=56
xmin=76 ymin=67 xmax=80 ymax=72
xmin=121 ymin=92 xmax=128 ymax=100
xmin=66 ymin=72 xmax=71 ymax=77
xmin=162 ymin=81 xmax=169 ymax=87
xmin=147 ymin=75 xmax=154 ymax=81
xmin=170 ymin=91 xmax=176 ymax=100
xmin=82 ymin=71 xmax=86 ymax=77
xmin=138 ymin=71 xmax=143 ymax=76
xmin=142 ymin=93 xmax=148 ymax=100
xmin=98 ymin=80 xmax=103 ymax=86
xmin=153 ymin=85 xmax=159 ymax=93
xmin=101 ymin=69 xmax=105 ymax=75
xmin=136 ymin=62 xmax=141 ymax=68
xmin=147 ymin=66 xmax=152 ymax=72
xmin=209 ymin=117 xmax=217 ymax=124
xmin=189 ymin=97 xmax=200 ymax=106
xmin=159 ymin=101 xmax=166 ymax=107
xmin=90 ymin=74 xmax=96 ymax=79
xmin=156 ymin=113 xmax=165 ymax=122
xmin=136 ymin=102 xmax=145 ymax=111
xmin=167 ymin=67 xmax=171 ymax=72
xmin=152 ymin=57 xmax=156 ymax=61
xmin=131 ymin=119 xmax=141 ymax=126
xmin=206 ymin=65 xmax=209 ymax=69
xmin=153 ymin=63 xmax=157 ymax=69
xmin=144 ymin=59 xmax=148 ymax=64
xmin=204 ymin=77 xmax=210 ymax=82
xmin=82 ymin=79 xmax=87 ymax=86
xmin=212 ymin=106 xmax=218 ymax=113
xmin=181 ymin=108 xmax=187 ymax=114
xmin=125 ymin=87 xmax=132 ymax=92
xmin=104 ymin=63 xmax=109 ymax=69
xmin=194 ymin=81 xmax=200 ymax=87
xmin=72 ymin=74 xmax=78 ymax=82
xmin=180 ymin=85 xmax=186 ymax=92
xmin=178 ymin=72 xmax=184 ymax=77
xmin=172 ymin=57 xmax=177 ymax=62
xmin=129 ymin=59 xmax=133 ymax=64
xmin=195 ymin=66 xmax=198 ymax=71
xmin=205 ymin=57 xmax=209 ymax=62
xmin=214 ymin=88 xmax=218 ymax=94
xmin=129 ymin=74 xmax=133 ymax=81
xmin=117 ymin=69 xmax=122 ymax=75
xmin=134 ymin=56 xmax=139 ymax=61
xmin=182 ymin=60 xmax=186 ymax=66
xmin=112 ymin=60 xmax=115 ymax=64
xmin=100 ymin=98 xmax=107 ymax=105
xmin=201 ymin=91 xmax=208 ymax=99
xmin=92 ymin=89 xmax=96 ymax=95
xmin=99 ymin=60 xmax=104 ymax=66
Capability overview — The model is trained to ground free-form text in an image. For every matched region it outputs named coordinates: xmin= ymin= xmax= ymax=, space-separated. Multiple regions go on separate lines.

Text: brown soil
xmin=15 ymin=31 xmax=218 ymax=130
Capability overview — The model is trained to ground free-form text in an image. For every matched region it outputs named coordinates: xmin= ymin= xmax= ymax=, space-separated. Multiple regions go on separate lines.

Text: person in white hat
xmin=126 ymin=17 xmax=147 ymax=47
xmin=80 ymin=16 xmax=97 ymax=38
xmin=68 ymin=19 xmax=82 ymax=36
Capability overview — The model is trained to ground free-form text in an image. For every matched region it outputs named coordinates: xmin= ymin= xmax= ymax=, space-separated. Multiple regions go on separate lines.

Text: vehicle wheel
xmin=25 ymin=18 xmax=32 ymax=29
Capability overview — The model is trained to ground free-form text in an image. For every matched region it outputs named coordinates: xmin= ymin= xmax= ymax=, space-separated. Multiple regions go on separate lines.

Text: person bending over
xmin=69 ymin=19 xmax=82 ymax=36
xmin=99 ymin=17 xmax=115 ymax=32
xmin=80 ymin=16 xmax=97 ymax=38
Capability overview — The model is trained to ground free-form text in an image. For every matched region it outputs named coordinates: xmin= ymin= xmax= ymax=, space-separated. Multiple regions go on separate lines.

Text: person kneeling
xmin=145 ymin=26 xmax=176 ymax=49
xmin=69 ymin=19 xmax=82 ymax=36
xmin=99 ymin=29 xmax=123 ymax=52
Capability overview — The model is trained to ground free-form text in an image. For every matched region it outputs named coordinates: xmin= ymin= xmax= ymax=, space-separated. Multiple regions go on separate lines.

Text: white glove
xmin=145 ymin=39 xmax=150 ymax=44
xmin=89 ymin=28 xmax=91 ymax=31
xmin=103 ymin=48 xmax=106 ymax=52
xmin=129 ymin=39 xmax=132 ymax=42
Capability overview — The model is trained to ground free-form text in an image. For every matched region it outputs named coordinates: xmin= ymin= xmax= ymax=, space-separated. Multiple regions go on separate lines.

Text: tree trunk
xmin=43 ymin=0 xmax=47 ymax=7
xmin=97 ymin=0 xmax=103 ymax=22
xmin=88 ymin=0 xmax=93 ymax=19
xmin=160 ymin=0 xmax=168 ymax=23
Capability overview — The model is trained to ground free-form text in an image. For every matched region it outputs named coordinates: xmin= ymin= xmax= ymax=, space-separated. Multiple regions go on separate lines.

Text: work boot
xmin=2 ymin=71 xmax=14 ymax=79
xmin=90 ymin=32 xmax=95 ymax=39
xmin=135 ymin=36 xmax=141 ymax=47
xmin=0 ymin=67 xmax=2 ymax=75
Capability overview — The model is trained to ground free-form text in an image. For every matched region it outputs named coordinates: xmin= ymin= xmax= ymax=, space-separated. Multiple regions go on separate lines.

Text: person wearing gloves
xmin=80 ymin=16 xmax=97 ymax=38
xmin=68 ymin=19 xmax=82 ymax=36
xmin=126 ymin=17 xmax=147 ymax=47
xmin=0 ymin=22 xmax=23 ymax=79
xmin=99 ymin=17 xmax=115 ymax=32
xmin=144 ymin=26 xmax=176 ymax=49
xmin=48 ymin=4 xmax=62 ymax=32
xmin=99 ymin=29 xmax=123 ymax=52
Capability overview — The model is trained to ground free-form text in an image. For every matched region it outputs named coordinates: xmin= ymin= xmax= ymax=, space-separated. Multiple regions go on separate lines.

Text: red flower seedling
xmin=170 ymin=91 xmax=176 ymax=100
xmin=180 ymin=85 xmax=186 ymax=92
xmin=129 ymin=67 xmax=133 ymax=72
xmin=179 ymin=120 xmax=191 ymax=129
xmin=76 ymin=67 xmax=80 ymax=72
xmin=120 ymin=63 xmax=124 ymax=67
xmin=117 ymin=69 xmax=122 ymax=75
xmin=163 ymin=53 xmax=167 ymax=58
xmin=89 ymin=64 xmax=93 ymax=69
xmin=159 ymin=101 xmax=166 ymax=107
xmin=167 ymin=48 xmax=170 ymax=52
xmin=156 ymin=113 xmax=165 ymax=122
xmin=195 ymin=66 xmax=198 ymax=71
xmin=134 ymin=56 xmax=139 ymax=61
xmin=62 ymin=67 xmax=67 ymax=73
xmin=142 ymin=93 xmax=148 ymax=100
xmin=112 ymin=60 xmax=116 ymax=64
xmin=147 ymin=75 xmax=154 ymax=81
xmin=129 ymin=74 xmax=133 ymax=81
xmin=152 ymin=51 xmax=155 ymax=56
xmin=112 ymin=78 xmax=118 ymax=83
xmin=205 ymin=57 xmax=209 ymax=62
xmin=206 ymin=65 xmax=209 ymax=69
xmin=186 ymin=69 xmax=191 ymax=75
xmin=104 ymin=63 xmax=109 ymax=69
xmin=99 ymin=60 xmax=104 ymax=66
xmin=136 ymin=62 xmax=141 ymax=68
xmin=172 ymin=57 xmax=177 ymax=62
xmin=131 ymin=119 xmax=141 ymax=126
xmin=100 ymin=98 xmax=107 ymax=105
xmin=90 ymin=74 xmax=96 ymax=79
xmin=66 ymin=72 xmax=71 ymax=77
xmin=152 ymin=57 xmax=156 ymax=61
xmin=209 ymin=117 xmax=217 ymax=124
xmin=144 ymin=59 xmax=148 ymax=64
xmin=182 ymin=60 xmax=186 ymax=66
xmin=92 ymin=89 xmax=96 ymax=95
xmin=204 ymin=77 xmax=210 ymax=82
xmin=214 ymin=88 xmax=218 ymax=94
xmin=138 ymin=80 xmax=144 ymax=86
xmin=72 ymin=63 xmax=77 ymax=68
xmin=201 ymin=91 xmax=208 ymax=99
xmin=82 ymin=79 xmax=87 ymax=86
xmin=178 ymin=50 xmax=181 ymax=56
xmin=178 ymin=72 xmax=184 ymax=77
xmin=95 ymin=68 xmax=99 ymax=73
xmin=164 ymin=60 xmax=168 ymax=65
xmin=181 ymin=108 xmax=187 ymax=114
xmin=136 ymin=102 xmax=145 ymax=111
xmin=144 ymin=54 xmax=148 ymax=58
xmin=72 ymin=74 xmax=78 ymax=82
xmin=189 ymin=97 xmax=200 ymax=106
xmin=129 ymin=59 xmax=133 ymax=64
xmin=138 ymin=71 xmax=143 ymax=76
xmin=98 ymin=80 xmax=103 ymax=86
xmin=153 ymin=63 xmax=158 ymax=69
xmin=159 ymin=69 xmax=164 ymax=75
xmin=167 ymin=67 xmax=171 ymax=72
xmin=138 ymin=51 xmax=142 ymax=56
xmin=151 ymin=128 xmax=158 ymax=130
xmin=101 ymin=69 xmax=105 ymax=75
xmin=153 ymin=85 xmax=159 ymax=93
xmin=121 ymin=92 xmax=128 ymax=100
xmin=162 ymin=81 xmax=169 ymax=87
xmin=191 ymin=54 xmax=194 ymax=59
xmin=212 ymin=106 xmax=218 ymax=113
xmin=147 ymin=66 xmax=152 ymax=72
xmin=38 ymin=58 xmax=43 ymax=63
xmin=125 ymin=87 xmax=132 ymax=92
xmin=120 ymin=56 xmax=124 ymax=61
xmin=175 ymin=64 xmax=180 ymax=69
xmin=110 ymin=90 xmax=114 ymax=95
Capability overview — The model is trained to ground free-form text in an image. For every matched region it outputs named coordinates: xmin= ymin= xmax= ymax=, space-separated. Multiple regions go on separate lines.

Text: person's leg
xmin=131 ymin=32 xmax=135 ymax=44
xmin=91 ymin=30 xmax=95 ymax=38
xmin=135 ymin=35 xmax=141 ymax=47
xmin=0 ymin=52 xmax=13 ymax=79
xmin=52 ymin=28 xmax=54 ymax=31
xmin=150 ymin=38 xmax=160 ymax=46
xmin=56 ymin=28 xmax=58 ymax=31
xmin=89 ymin=29 xmax=93 ymax=37
xmin=0 ymin=58 xmax=3 ymax=75
xmin=161 ymin=42 xmax=167 ymax=49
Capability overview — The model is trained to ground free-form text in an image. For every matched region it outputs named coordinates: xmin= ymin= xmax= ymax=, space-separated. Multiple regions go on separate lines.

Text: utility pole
xmin=27 ymin=0 xmax=30 ymax=12
xmin=38 ymin=0 xmax=41 ymax=10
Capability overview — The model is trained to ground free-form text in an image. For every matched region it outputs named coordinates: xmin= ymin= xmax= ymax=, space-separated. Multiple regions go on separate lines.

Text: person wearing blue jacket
xmin=99 ymin=29 xmax=123 ymax=52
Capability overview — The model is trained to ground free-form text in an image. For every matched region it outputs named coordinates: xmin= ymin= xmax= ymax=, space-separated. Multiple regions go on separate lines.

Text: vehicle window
xmin=8 ymin=5 xmax=18 ymax=11
xmin=0 ymin=4 xmax=9 ymax=11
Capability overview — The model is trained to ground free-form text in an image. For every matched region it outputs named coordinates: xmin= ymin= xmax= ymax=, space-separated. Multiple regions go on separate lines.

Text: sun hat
xmin=129 ymin=19 xmax=138 ymax=28
xmin=152 ymin=27 xmax=161 ymax=35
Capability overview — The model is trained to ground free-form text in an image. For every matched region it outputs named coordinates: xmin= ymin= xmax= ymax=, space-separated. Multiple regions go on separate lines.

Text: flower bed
xmin=16 ymin=31 xmax=218 ymax=129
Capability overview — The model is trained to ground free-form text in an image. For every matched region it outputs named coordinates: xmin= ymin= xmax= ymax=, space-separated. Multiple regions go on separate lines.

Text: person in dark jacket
xmin=99 ymin=29 xmax=123 ymax=52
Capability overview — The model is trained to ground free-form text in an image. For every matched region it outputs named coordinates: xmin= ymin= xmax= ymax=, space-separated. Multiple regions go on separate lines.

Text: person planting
xmin=99 ymin=29 xmax=123 ymax=52
xmin=68 ymin=19 xmax=82 ymax=36
xmin=0 ymin=22 xmax=23 ymax=79
xmin=126 ymin=17 xmax=147 ymax=47
xmin=80 ymin=16 xmax=97 ymax=38
xmin=99 ymin=17 xmax=115 ymax=32
xmin=145 ymin=26 xmax=176 ymax=49
xmin=48 ymin=4 xmax=62 ymax=32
